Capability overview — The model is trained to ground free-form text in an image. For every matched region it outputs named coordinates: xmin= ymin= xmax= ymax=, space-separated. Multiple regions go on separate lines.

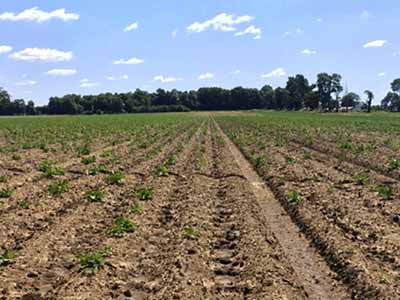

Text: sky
xmin=0 ymin=0 xmax=399 ymax=105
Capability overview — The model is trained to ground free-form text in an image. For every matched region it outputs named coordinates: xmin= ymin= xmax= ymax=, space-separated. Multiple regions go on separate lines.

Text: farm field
xmin=0 ymin=111 xmax=400 ymax=300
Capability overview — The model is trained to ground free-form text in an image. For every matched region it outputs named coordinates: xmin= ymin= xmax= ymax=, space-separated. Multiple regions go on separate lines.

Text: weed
xmin=183 ymin=227 xmax=200 ymax=240
xmin=354 ymin=174 xmax=370 ymax=186
xmin=136 ymin=186 xmax=154 ymax=201
xmin=86 ymin=190 xmax=104 ymax=203
xmin=375 ymin=185 xmax=394 ymax=200
xmin=11 ymin=154 xmax=21 ymax=161
xmin=38 ymin=160 xmax=64 ymax=178
xmin=78 ymin=144 xmax=91 ymax=156
xmin=379 ymin=275 xmax=389 ymax=285
xmin=166 ymin=155 xmax=177 ymax=166
xmin=20 ymin=200 xmax=30 ymax=209
xmin=131 ymin=203 xmax=142 ymax=214
xmin=88 ymin=165 xmax=109 ymax=176
xmin=108 ymin=217 xmax=136 ymax=237
xmin=388 ymin=157 xmax=400 ymax=171
xmin=285 ymin=155 xmax=296 ymax=165
xmin=48 ymin=180 xmax=69 ymax=196
xmin=0 ymin=176 xmax=8 ymax=183
xmin=81 ymin=156 xmax=96 ymax=165
xmin=78 ymin=246 xmax=112 ymax=273
xmin=106 ymin=171 xmax=124 ymax=185
xmin=303 ymin=151 xmax=312 ymax=160
xmin=254 ymin=155 xmax=267 ymax=168
xmin=286 ymin=191 xmax=302 ymax=204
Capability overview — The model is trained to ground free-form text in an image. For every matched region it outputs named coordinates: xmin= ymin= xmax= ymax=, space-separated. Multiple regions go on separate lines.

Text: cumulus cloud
xmin=235 ymin=25 xmax=262 ymax=39
xmin=363 ymin=40 xmax=386 ymax=48
xmin=9 ymin=48 xmax=73 ymax=62
xmin=124 ymin=22 xmax=139 ymax=32
xmin=261 ymin=68 xmax=286 ymax=78
xmin=0 ymin=7 xmax=79 ymax=22
xmin=378 ymin=72 xmax=386 ymax=77
xmin=107 ymin=75 xmax=129 ymax=81
xmin=360 ymin=10 xmax=371 ymax=19
xmin=317 ymin=18 xmax=323 ymax=23
xmin=46 ymin=69 xmax=77 ymax=76
xmin=113 ymin=57 xmax=144 ymax=65
xmin=232 ymin=70 xmax=241 ymax=74
xmin=153 ymin=75 xmax=182 ymax=83
xmin=198 ymin=73 xmax=214 ymax=80
xmin=0 ymin=45 xmax=12 ymax=54
xmin=80 ymin=78 xmax=89 ymax=83
xmin=187 ymin=13 xmax=254 ymax=33
xmin=392 ymin=51 xmax=400 ymax=57
xmin=16 ymin=80 xmax=37 ymax=86
xmin=302 ymin=49 xmax=317 ymax=55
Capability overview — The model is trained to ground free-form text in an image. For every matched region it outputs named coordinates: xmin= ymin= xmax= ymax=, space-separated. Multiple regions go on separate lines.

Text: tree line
xmin=1 ymin=73 xmax=400 ymax=115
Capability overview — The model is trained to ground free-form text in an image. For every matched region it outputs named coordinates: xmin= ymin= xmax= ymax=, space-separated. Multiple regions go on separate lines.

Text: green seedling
xmin=11 ymin=154 xmax=21 ymax=161
xmin=20 ymin=200 xmax=30 ymax=209
xmin=81 ymin=156 xmax=96 ymax=165
xmin=285 ymin=155 xmax=296 ymax=165
xmin=286 ymin=191 xmax=302 ymax=204
xmin=38 ymin=160 xmax=64 ymax=178
xmin=183 ymin=227 xmax=200 ymax=240
xmin=78 ymin=144 xmax=91 ymax=156
xmin=88 ymin=165 xmax=109 ymax=176
xmin=108 ymin=217 xmax=136 ymax=237
xmin=48 ymin=180 xmax=69 ymax=196
xmin=155 ymin=165 xmax=169 ymax=177
xmin=85 ymin=190 xmax=104 ymax=203
xmin=78 ymin=246 xmax=112 ymax=273
xmin=136 ymin=186 xmax=154 ymax=201
xmin=131 ymin=203 xmax=142 ymax=214
xmin=0 ymin=176 xmax=8 ymax=183
xmin=166 ymin=155 xmax=177 ymax=166
xmin=0 ymin=249 xmax=18 ymax=267
xmin=388 ymin=157 xmax=400 ymax=171
xmin=0 ymin=188 xmax=12 ymax=198
xmin=106 ymin=171 xmax=124 ymax=185
xmin=375 ymin=185 xmax=394 ymax=200
xmin=354 ymin=174 xmax=370 ymax=186
xmin=254 ymin=155 xmax=267 ymax=168
xmin=303 ymin=151 xmax=312 ymax=160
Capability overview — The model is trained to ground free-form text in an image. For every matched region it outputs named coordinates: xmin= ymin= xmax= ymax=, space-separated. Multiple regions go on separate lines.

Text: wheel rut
xmin=214 ymin=120 xmax=351 ymax=300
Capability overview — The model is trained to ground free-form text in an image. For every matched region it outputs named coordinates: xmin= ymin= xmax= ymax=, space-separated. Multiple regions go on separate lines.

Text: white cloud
xmin=113 ymin=57 xmax=144 ymax=65
xmin=0 ymin=7 xmax=79 ymax=23
xmin=172 ymin=29 xmax=178 ymax=38
xmin=284 ymin=28 xmax=304 ymax=37
xmin=363 ymin=40 xmax=386 ymax=48
xmin=80 ymin=82 xmax=99 ymax=88
xmin=16 ymin=80 xmax=37 ymax=86
xmin=378 ymin=72 xmax=386 ymax=77
xmin=296 ymin=28 xmax=304 ymax=34
xmin=235 ymin=25 xmax=262 ymax=39
xmin=124 ymin=22 xmax=139 ymax=32
xmin=80 ymin=78 xmax=89 ymax=83
xmin=153 ymin=75 xmax=182 ymax=83
xmin=393 ymin=51 xmax=400 ymax=57
xmin=46 ymin=69 xmax=77 ymax=76
xmin=198 ymin=73 xmax=214 ymax=80
xmin=360 ymin=10 xmax=371 ymax=19
xmin=9 ymin=48 xmax=73 ymax=62
xmin=187 ymin=13 xmax=254 ymax=33
xmin=302 ymin=49 xmax=317 ymax=55
xmin=261 ymin=68 xmax=286 ymax=78
xmin=232 ymin=70 xmax=241 ymax=74
xmin=107 ymin=75 xmax=129 ymax=81
xmin=317 ymin=18 xmax=323 ymax=23
xmin=0 ymin=45 xmax=12 ymax=54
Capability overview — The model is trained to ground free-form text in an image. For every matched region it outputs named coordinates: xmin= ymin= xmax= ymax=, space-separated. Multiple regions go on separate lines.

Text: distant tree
xmin=274 ymin=87 xmax=290 ymax=110
xmin=391 ymin=78 xmax=400 ymax=93
xmin=26 ymin=100 xmax=36 ymax=115
xmin=304 ymin=88 xmax=319 ymax=110
xmin=382 ymin=92 xmax=400 ymax=112
xmin=364 ymin=90 xmax=374 ymax=113
xmin=259 ymin=85 xmax=274 ymax=109
xmin=341 ymin=92 xmax=360 ymax=111
xmin=285 ymin=74 xmax=310 ymax=110
xmin=316 ymin=73 xmax=342 ymax=111
xmin=331 ymin=74 xmax=343 ymax=112
xmin=0 ymin=87 xmax=11 ymax=115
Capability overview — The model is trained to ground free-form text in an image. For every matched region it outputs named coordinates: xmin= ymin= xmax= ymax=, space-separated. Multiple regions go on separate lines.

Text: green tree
xmin=364 ymin=90 xmax=374 ymax=113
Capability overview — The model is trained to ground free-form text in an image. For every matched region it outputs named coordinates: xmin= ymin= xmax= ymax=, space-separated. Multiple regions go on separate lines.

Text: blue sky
xmin=0 ymin=0 xmax=399 ymax=105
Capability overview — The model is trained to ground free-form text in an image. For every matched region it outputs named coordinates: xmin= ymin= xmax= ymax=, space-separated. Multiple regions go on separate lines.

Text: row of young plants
xmin=216 ymin=116 xmax=400 ymax=299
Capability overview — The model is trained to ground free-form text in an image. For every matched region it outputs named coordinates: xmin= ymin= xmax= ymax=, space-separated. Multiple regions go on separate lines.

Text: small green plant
xmin=0 ymin=249 xmax=18 ymax=267
xmin=303 ymin=151 xmax=312 ymax=160
xmin=136 ymin=186 xmax=154 ymax=201
xmin=379 ymin=275 xmax=389 ymax=285
xmin=254 ymin=155 xmax=267 ymax=168
xmin=85 ymin=190 xmax=104 ymax=203
xmin=0 ymin=188 xmax=12 ymax=198
xmin=88 ymin=165 xmax=109 ymax=176
xmin=106 ymin=171 xmax=124 ymax=185
xmin=388 ymin=157 xmax=400 ymax=171
xmin=183 ymin=227 xmax=200 ymax=240
xmin=100 ymin=149 xmax=114 ymax=157
xmin=78 ymin=144 xmax=91 ymax=156
xmin=78 ymin=246 xmax=112 ymax=273
xmin=286 ymin=191 xmax=302 ymax=204
xmin=375 ymin=185 xmax=394 ymax=200
xmin=131 ymin=203 xmax=142 ymax=214
xmin=11 ymin=154 xmax=21 ymax=161
xmin=108 ymin=217 xmax=136 ymax=237
xmin=166 ymin=155 xmax=177 ymax=166
xmin=0 ymin=175 xmax=8 ymax=183
xmin=155 ymin=165 xmax=169 ymax=177
xmin=285 ymin=155 xmax=296 ymax=165
xmin=354 ymin=174 xmax=370 ymax=186
xmin=48 ymin=180 xmax=69 ymax=196
xmin=38 ymin=160 xmax=64 ymax=178
xmin=81 ymin=156 xmax=96 ymax=165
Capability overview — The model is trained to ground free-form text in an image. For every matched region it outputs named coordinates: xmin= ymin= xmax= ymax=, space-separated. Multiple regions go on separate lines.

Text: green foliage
xmin=85 ymin=190 xmax=104 ymax=203
xmin=0 ymin=188 xmax=12 ymax=198
xmin=81 ymin=155 xmax=96 ymax=165
xmin=166 ymin=155 xmax=177 ymax=166
xmin=131 ymin=203 xmax=142 ymax=214
xmin=155 ymin=164 xmax=169 ymax=177
xmin=88 ymin=165 xmax=109 ymax=176
xmin=106 ymin=171 xmax=124 ymax=185
xmin=183 ymin=227 xmax=200 ymax=240
xmin=0 ymin=249 xmax=18 ymax=267
xmin=286 ymin=191 xmax=302 ymax=204
xmin=0 ymin=175 xmax=8 ymax=183
xmin=108 ymin=217 xmax=136 ymax=237
xmin=11 ymin=154 xmax=21 ymax=161
xmin=136 ymin=186 xmax=154 ymax=201
xmin=48 ymin=180 xmax=69 ymax=196
xmin=78 ymin=247 xmax=112 ymax=273
xmin=388 ymin=157 xmax=400 ymax=171
xmin=38 ymin=160 xmax=64 ymax=178
xmin=375 ymin=185 xmax=394 ymax=200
